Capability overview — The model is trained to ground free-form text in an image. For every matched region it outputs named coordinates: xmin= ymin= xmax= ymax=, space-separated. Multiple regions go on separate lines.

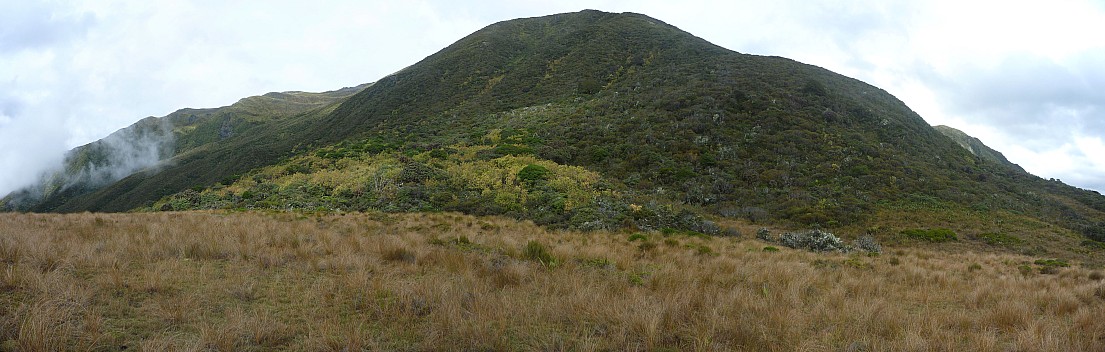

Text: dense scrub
xmin=150 ymin=134 xmax=720 ymax=233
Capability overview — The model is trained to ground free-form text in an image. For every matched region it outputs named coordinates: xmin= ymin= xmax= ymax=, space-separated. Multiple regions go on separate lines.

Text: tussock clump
xmin=382 ymin=247 xmax=416 ymax=263
xmin=522 ymin=240 xmax=556 ymax=266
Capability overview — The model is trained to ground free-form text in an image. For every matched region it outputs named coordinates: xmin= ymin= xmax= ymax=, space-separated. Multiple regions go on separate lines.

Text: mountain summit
xmin=933 ymin=125 xmax=1024 ymax=173
xmin=5 ymin=10 xmax=1105 ymax=245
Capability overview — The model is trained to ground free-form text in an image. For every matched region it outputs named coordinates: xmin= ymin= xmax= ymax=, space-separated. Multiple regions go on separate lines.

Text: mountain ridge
xmin=1 ymin=84 xmax=369 ymax=212
xmin=934 ymin=125 xmax=1025 ymax=173
xmin=5 ymin=10 xmax=1105 ymax=248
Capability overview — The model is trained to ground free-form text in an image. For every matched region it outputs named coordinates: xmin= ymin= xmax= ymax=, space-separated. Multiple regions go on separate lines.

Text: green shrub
xmin=517 ymin=164 xmax=550 ymax=185
xmin=1034 ymin=258 xmax=1070 ymax=267
xmin=901 ymin=228 xmax=958 ymax=242
xmin=627 ymin=233 xmax=649 ymax=242
xmin=427 ymin=149 xmax=450 ymax=159
xmin=493 ymin=144 xmax=533 ymax=156
xmin=577 ymin=78 xmax=602 ymax=95
xmin=398 ymin=162 xmax=440 ymax=183
xmin=1018 ymin=264 xmax=1034 ymax=276
xmin=1034 ymin=258 xmax=1069 ymax=275
xmin=762 ymin=246 xmax=779 ymax=252
xmin=977 ymin=232 xmax=1022 ymax=246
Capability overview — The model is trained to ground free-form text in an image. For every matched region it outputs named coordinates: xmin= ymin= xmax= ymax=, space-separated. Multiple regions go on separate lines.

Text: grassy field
xmin=2 ymin=211 xmax=1104 ymax=351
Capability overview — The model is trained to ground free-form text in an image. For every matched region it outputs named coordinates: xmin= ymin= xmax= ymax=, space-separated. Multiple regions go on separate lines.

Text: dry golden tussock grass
xmin=1 ymin=211 xmax=1104 ymax=351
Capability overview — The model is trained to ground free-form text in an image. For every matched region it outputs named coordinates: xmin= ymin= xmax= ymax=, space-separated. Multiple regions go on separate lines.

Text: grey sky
xmin=2 ymin=0 xmax=1103 ymax=196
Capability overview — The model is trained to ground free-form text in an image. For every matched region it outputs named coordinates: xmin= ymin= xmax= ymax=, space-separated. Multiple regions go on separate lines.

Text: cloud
xmin=910 ymin=46 xmax=1105 ymax=191
xmin=0 ymin=2 xmax=95 ymax=53
xmin=0 ymin=94 xmax=23 ymax=122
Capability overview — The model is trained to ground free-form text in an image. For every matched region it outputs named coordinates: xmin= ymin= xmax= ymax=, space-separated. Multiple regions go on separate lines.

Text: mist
xmin=1 ymin=117 xmax=175 ymax=211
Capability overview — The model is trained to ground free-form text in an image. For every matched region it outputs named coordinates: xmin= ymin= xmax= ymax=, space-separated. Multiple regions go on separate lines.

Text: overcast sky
xmin=2 ymin=0 xmax=1104 ymax=196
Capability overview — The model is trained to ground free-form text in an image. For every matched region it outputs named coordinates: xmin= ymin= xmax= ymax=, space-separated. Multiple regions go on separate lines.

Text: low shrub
xmin=627 ymin=233 xmax=649 ymax=242
xmin=1034 ymin=258 xmax=1070 ymax=267
xmin=901 ymin=228 xmax=958 ymax=242
xmin=1018 ymin=264 xmax=1034 ymax=276
xmin=756 ymin=228 xmax=772 ymax=242
xmin=779 ymin=230 xmax=849 ymax=252
xmin=762 ymin=246 xmax=779 ymax=253
xmin=721 ymin=227 xmax=741 ymax=237
xmin=853 ymin=235 xmax=882 ymax=254
xmin=977 ymin=232 xmax=1022 ymax=246
xmin=1034 ymin=258 xmax=1070 ymax=275
xmin=696 ymin=220 xmax=721 ymax=236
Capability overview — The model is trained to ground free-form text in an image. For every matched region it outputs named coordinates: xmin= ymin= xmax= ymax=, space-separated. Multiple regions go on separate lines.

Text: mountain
xmin=934 ymin=125 xmax=1024 ymax=173
xmin=5 ymin=10 xmax=1105 ymax=247
xmin=1 ymin=84 xmax=368 ymax=212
